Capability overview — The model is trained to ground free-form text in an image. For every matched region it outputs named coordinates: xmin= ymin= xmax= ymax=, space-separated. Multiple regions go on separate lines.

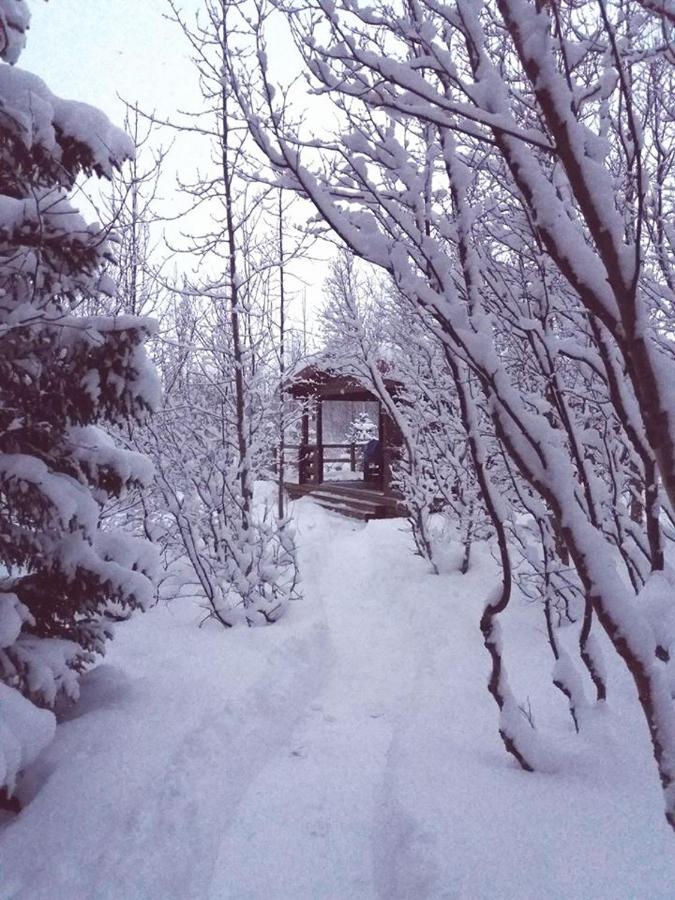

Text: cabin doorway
xmin=321 ymin=399 xmax=379 ymax=482
xmin=284 ymin=366 xmax=403 ymax=497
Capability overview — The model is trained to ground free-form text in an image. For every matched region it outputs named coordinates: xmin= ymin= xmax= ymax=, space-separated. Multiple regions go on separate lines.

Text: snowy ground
xmin=1 ymin=498 xmax=674 ymax=899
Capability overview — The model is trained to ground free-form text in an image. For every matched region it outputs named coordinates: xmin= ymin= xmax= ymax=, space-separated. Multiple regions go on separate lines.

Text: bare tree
xmin=225 ymin=0 xmax=675 ymax=826
xmin=134 ymin=0 xmax=302 ymax=625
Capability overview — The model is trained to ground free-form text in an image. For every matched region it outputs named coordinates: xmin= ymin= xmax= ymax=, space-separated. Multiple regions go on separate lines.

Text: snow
xmin=0 ymin=64 xmax=133 ymax=176
xmin=1 ymin=498 xmax=674 ymax=897
xmin=0 ymin=453 xmax=99 ymax=537
xmin=0 ymin=593 xmax=24 ymax=650
xmin=0 ymin=1 xmax=29 ymax=65
xmin=0 ymin=684 xmax=54 ymax=799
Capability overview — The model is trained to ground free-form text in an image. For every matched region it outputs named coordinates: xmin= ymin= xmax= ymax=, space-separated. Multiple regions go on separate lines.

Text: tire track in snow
xmin=370 ymin=609 xmax=444 ymax=900
xmin=206 ymin=506 xmax=434 ymax=899
xmin=0 ymin=538 xmax=333 ymax=900
xmin=98 ymin=624 xmax=332 ymax=900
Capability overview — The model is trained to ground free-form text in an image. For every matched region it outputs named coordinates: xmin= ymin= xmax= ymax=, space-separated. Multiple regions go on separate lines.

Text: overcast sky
xmin=23 ymin=0 xmax=198 ymax=124
xmin=20 ymin=0 xmax=328 ymax=330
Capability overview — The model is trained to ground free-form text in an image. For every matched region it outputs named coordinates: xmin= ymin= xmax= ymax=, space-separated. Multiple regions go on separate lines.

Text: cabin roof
xmin=285 ymin=364 xmax=401 ymax=401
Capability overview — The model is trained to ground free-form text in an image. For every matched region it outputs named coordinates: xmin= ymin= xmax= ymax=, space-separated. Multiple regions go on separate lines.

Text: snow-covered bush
xmin=146 ymin=379 xmax=299 ymax=626
xmin=128 ymin=3 xmax=302 ymax=628
xmin=0 ymin=0 xmax=159 ymax=797
xmin=321 ymin=254 xmax=484 ymax=573
xmin=0 ymin=591 xmax=54 ymax=799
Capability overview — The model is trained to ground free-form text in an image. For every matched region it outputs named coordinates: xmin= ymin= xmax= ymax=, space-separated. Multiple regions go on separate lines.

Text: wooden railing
xmin=286 ymin=442 xmax=371 ymax=483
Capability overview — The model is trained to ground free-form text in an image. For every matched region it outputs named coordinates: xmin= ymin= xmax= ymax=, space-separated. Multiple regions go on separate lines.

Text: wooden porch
xmin=283 ymin=365 xmax=407 ymax=520
xmin=286 ymin=479 xmax=406 ymax=521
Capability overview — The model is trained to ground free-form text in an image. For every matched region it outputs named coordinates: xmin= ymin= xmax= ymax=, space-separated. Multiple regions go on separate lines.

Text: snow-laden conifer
xmin=0 ymin=0 xmax=159 ymax=798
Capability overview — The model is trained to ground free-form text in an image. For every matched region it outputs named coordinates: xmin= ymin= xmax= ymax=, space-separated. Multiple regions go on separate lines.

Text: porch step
xmin=310 ymin=489 xmax=386 ymax=521
xmin=286 ymin=480 xmax=406 ymax=520
xmin=321 ymin=484 xmax=387 ymax=502
xmin=287 ymin=483 xmax=405 ymax=521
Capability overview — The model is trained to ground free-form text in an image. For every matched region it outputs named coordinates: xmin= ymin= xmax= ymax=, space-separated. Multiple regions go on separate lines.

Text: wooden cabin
xmin=284 ymin=365 xmax=406 ymax=520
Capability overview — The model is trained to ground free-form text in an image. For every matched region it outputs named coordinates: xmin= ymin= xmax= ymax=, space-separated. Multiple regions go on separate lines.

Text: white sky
xmin=23 ymin=1 xmax=197 ymax=123
xmin=21 ymin=0 xmax=330 ymax=337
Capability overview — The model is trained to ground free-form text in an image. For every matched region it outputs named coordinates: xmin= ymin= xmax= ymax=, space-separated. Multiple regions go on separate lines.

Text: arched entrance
xmin=284 ymin=366 xmax=406 ymax=519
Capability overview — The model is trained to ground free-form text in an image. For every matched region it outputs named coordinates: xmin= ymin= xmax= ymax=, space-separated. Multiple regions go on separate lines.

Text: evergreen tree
xmin=0 ymin=1 xmax=159 ymax=796
xmin=345 ymin=412 xmax=378 ymax=445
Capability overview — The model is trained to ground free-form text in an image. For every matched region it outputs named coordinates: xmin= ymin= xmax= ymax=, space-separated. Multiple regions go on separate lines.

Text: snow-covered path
xmin=1 ymin=499 xmax=675 ymax=898
xmin=207 ymin=512 xmax=434 ymax=899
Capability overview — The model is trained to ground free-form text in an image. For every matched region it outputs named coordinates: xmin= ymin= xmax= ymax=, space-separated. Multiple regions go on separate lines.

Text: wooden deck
xmin=285 ymin=480 xmax=406 ymax=521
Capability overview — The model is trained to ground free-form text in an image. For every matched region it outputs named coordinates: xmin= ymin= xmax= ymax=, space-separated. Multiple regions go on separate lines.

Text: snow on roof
xmin=0 ymin=0 xmax=30 ymax=65
xmin=285 ymin=355 xmax=401 ymax=399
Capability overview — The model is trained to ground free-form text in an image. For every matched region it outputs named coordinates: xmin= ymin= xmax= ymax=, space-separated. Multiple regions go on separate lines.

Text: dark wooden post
xmin=300 ymin=401 xmax=310 ymax=484
xmin=350 ymin=443 xmax=356 ymax=472
xmin=315 ymin=397 xmax=324 ymax=484
xmin=301 ymin=403 xmax=309 ymax=443
xmin=379 ymin=404 xmax=390 ymax=494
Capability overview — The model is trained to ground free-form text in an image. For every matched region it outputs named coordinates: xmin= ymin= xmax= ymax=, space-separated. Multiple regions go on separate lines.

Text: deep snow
xmin=1 ymin=497 xmax=674 ymax=898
